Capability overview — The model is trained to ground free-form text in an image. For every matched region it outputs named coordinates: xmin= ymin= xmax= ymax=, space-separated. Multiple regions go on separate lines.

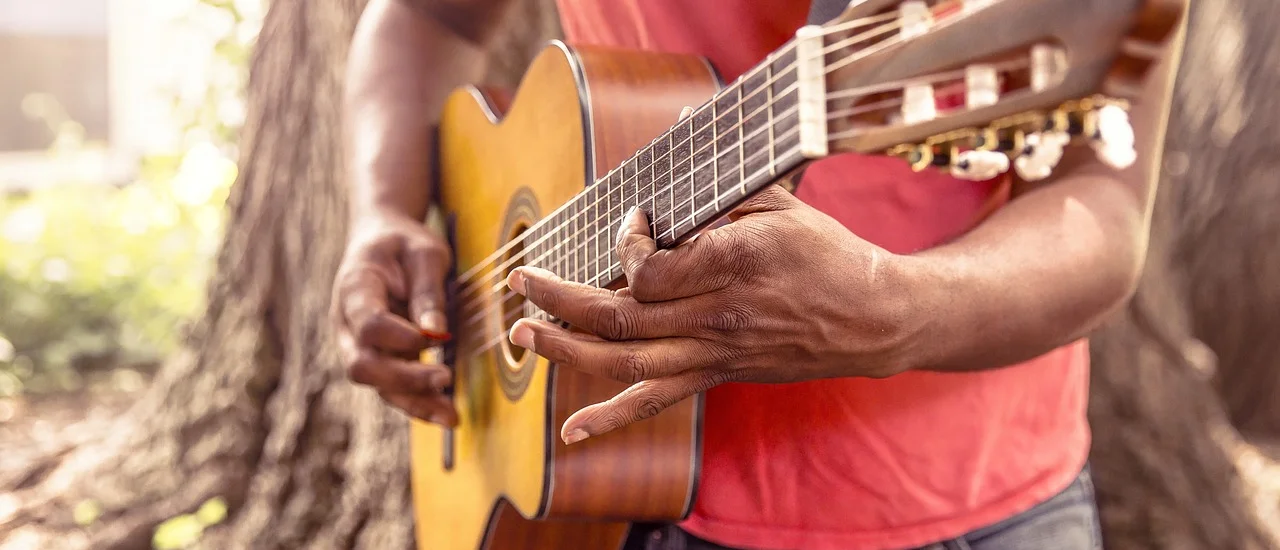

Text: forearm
xmin=343 ymin=0 xmax=509 ymax=223
xmin=891 ymin=18 xmax=1186 ymax=374
xmin=897 ymin=165 xmax=1146 ymax=372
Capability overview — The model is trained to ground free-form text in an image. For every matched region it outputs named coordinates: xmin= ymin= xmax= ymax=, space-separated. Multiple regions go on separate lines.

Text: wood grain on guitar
xmin=412 ymin=1 xmax=1187 ymax=549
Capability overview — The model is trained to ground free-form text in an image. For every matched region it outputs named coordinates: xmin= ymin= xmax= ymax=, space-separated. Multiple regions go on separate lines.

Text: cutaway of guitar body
xmin=410 ymin=42 xmax=719 ymax=550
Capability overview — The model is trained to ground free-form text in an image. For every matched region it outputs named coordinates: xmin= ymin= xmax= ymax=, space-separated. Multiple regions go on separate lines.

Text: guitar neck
xmin=523 ymin=44 xmax=809 ymax=289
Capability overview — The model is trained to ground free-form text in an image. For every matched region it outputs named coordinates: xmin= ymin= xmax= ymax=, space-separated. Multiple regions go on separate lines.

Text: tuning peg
xmin=950 ymin=149 xmax=1010 ymax=181
xmin=1089 ymin=104 xmax=1137 ymax=169
xmin=1013 ymin=131 xmax=1070 ymax=181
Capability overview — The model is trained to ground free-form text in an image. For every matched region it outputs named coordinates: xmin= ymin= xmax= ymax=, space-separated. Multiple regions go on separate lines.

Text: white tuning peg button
xmin=1014 ymin=131 xmax=1069 ymax=181
xmin=950 ymin=150 xmax=1009 ymax=181
xmin=1091 ymin=104 xmax=1137 ymax=169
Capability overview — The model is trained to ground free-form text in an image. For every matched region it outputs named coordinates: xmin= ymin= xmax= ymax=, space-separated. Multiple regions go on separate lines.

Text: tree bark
xmin=1 ymin=1 xmax=1276 ymax=549
xmin=0 ymin=0 xmax=564 ymax=548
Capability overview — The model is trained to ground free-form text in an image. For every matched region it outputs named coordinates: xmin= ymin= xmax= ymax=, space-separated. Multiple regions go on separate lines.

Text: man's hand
xmin=505 ymin=185 xmax=919 ymax=444
xmin=332 ymin=212 xmax=457 ymax=426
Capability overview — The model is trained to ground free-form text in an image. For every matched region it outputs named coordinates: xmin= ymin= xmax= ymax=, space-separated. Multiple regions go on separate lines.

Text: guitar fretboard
xmin=521 ymin=45 xmax=807 ymax=290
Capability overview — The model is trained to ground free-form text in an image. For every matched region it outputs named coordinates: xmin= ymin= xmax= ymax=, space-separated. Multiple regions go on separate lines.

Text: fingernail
xmin=419 ymin=311 xmax=450 ymax=341
xmin=508 ymin=269 xmax=526 ymax=295
xmin=509 ymin=320 xmax=535 ymax=351
xmin=563 ymin=429 xmax=589 ymax=445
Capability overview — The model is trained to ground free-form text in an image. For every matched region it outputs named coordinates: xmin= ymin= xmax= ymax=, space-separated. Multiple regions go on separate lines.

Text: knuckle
xmin=355 ymin=316 xmax=382 ymax=346
xmin=613 ymin=348 xmax=654 ymax=383
xmin=633 ymin=394 xmax=667 ymax=421
xmin=539 ymin=333 xmax=580 ymax=366
xmin=410 ymin=239 xmax=451 ymax=269
xmin=587 ymin=299 xmax=635 ymax=341
xmin=626 ymin=262 xmax=653 ymax=294
xmin=706 ymin=307 xmax=752 ymax=333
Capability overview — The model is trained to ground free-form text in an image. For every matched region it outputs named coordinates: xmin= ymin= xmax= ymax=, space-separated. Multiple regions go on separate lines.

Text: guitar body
xmin=410 ymin=43 xmax=720 ymax=550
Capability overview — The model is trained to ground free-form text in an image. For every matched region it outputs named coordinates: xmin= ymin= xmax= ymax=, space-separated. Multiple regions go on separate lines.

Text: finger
xmin=402 ymin=240 xmax=452 ymax=340
xmin=614 ymin=208 xmax=738 ymax=302
xmin=559 ymin=369 xmax=725 ymax=444
xmin=509 ymin=318 xmax=715 ymax=383
xmin=345 ymin=346 xmax=453 ymax=394
xmin=677 ymin=105 xmax=693 ymax=122
xmin=340 ymin=267 xmax=433 ymax=353
xmin=508 ymin=266 xmax=699 ymax=340
xmin=379 ymin=391 xmax=458 ymax=427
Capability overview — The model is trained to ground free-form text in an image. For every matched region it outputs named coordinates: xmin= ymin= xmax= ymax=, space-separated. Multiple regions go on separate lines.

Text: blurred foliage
xmin=0 ymin=0 xmax=261 ymax=398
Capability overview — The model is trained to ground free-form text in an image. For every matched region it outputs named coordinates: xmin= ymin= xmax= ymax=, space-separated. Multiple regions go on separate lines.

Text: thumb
xmin=727 ymin=184 xmax=803 ymax=221
xmin=403 ymin=243 xmax=451 ymax=340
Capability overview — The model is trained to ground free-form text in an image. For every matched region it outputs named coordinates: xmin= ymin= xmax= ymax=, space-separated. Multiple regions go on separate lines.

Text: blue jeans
xmin=623 ymin=466 xmax=1103 ymax=550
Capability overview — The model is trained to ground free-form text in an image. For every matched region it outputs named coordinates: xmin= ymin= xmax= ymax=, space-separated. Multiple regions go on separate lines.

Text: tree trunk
xmin=1086 ymin=1 xmax=1280 ymax=547
xmin=1 ymin=1 xmax=1276 ymax=549
xmin=0 ymin=1 xmax=559 ymax=549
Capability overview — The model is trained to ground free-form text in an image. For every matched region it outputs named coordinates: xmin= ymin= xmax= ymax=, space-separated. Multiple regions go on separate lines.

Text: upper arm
xmin=393 ymin=0 xmax=520 ymax=46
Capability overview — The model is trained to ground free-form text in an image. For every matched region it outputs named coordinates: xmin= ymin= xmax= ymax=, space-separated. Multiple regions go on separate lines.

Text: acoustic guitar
xmin=411 ymin=0 xmax=1185 ymax=548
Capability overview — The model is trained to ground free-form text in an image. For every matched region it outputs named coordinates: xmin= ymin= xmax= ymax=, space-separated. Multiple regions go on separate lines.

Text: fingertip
xmin=507 ymin=268 xmax=526 ymax=295
xmin=509 ymin=319 xmax=535 ymax=351
xmin=563 ymin=428 xmax=590 ymax=445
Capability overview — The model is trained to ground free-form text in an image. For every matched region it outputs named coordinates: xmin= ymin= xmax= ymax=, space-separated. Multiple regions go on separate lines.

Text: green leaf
xmin=72 ymin=499 xmax=101 ymax=526
xmin=153 ymin=514 xmax=204 ymax=550
xmin=194 ymin=497 xmax=227 ymax=526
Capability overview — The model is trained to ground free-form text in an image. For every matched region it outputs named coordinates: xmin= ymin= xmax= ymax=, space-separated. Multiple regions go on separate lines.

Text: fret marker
xmin=794 ymin=25 xmax=829 ymax=158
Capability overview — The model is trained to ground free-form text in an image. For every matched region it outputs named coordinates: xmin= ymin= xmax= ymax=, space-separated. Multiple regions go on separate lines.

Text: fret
xmin=622 ymin=157 xmax=638 ymax=221
xmin=688 ymin=105 xmax=718 ymax=231
xmin=568 ymin=202 xmax=579 ymax=282
xmin=590 ymin=181 xmax=604 ymax=286
xmin=771 ymin=48 xmax=803 ymax=180
xmin=528 ymin=223 xmax=543 ymax=272
xmin=714 ymin=89 xmax=742 ymax=209
xmin=736 ymin=81 xmax=745 ymax=196
xmin=766 ymin=52 xmax=776 ymax=177
xmin=659 ymin=118 xmax=691 ymax=247
xmin=608 ymin=169 xmax=624 ymax=283
xmin=648 ymin=132 xmax=669 ymax=244
xmin=550 ymin=210 xmax=564 ymax=279
xmin=740 ymin=65 xmax=773 ymax=198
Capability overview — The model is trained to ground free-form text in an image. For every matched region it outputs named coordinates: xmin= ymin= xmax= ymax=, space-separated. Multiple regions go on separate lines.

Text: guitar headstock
xmin=791 ymin=0 xmax=1186 ymax=181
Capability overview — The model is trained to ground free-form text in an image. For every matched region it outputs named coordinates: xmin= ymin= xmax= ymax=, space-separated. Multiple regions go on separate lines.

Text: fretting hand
xmin=506 ymin=185 xmax=922 ymax=444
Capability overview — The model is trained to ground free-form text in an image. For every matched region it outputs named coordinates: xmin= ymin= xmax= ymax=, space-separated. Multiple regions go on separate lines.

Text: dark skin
xmin=335 ymin=0 xmax=1186 ymax=443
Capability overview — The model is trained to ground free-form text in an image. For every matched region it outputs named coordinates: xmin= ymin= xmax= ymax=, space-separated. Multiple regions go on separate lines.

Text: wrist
xmin=869 ymin=253 xmax=949 ymax=376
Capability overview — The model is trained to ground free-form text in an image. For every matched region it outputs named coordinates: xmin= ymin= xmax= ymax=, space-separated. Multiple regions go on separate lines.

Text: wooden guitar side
xmin=410 ymin=42 xmax=720 ymax=550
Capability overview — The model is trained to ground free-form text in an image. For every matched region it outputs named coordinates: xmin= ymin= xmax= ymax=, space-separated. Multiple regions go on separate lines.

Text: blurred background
xmin=0 ymin=0 xmax=1278 ymax=549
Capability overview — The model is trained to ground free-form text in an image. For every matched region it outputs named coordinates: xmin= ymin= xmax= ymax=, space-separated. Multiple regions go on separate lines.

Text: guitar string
xmin=450 ymin=1 xmax=982 ymax=296
xmin=450 ymin=14 xmax=912 ymax=291
xmin=448 ymin=17 xmax=916 ymax=315
xmin=455 ymin=118 xmax=807 ymax=336
xmin=465 ymin=49 xmax=1030 ymax=303
xmin=457 ymin=47 xmax=1036 ymax=348
xmin=454 ymin=89 xmax=935 ymax=333
xmin=452 ymin=46 xmax=997 ymax=320
xmin=461 ymin=141 xmax=807 ymax=360
xmin=452 ymin=3 xmax=1010 ymax=358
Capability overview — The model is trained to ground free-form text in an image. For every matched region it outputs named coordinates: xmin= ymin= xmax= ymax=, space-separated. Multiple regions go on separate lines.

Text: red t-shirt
xmin=555 ymin=2 xmax=1092 ymax=549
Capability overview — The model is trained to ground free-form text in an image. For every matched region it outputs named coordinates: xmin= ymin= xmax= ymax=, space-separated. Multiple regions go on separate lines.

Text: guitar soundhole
xmin=500 ymin=224 xmax=531 ymax=367
xmin=495 ymin=187 xmax=540 ymax=402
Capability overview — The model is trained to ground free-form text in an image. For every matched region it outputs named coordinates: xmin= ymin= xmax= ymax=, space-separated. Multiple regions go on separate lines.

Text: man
xmin=332 ymin=0 xmax=1186 ymax=549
